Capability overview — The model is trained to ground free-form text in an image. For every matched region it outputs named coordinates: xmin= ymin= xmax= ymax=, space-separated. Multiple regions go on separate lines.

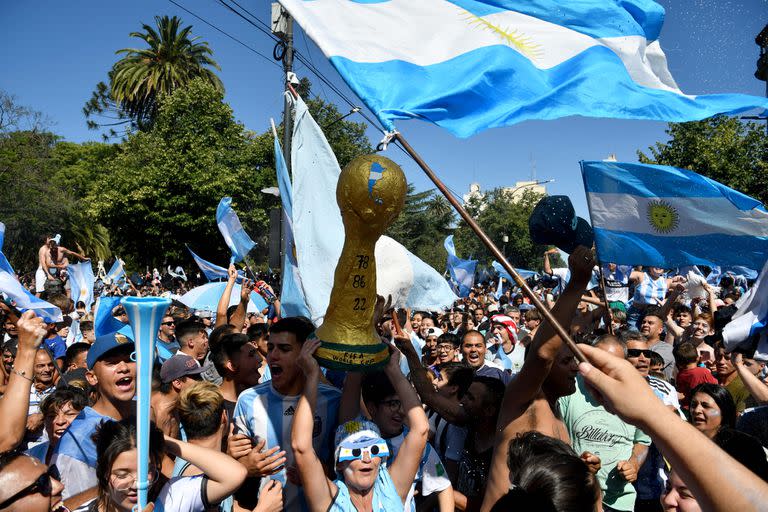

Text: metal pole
xmin=393 ymin=132 xmax=586 ymax=363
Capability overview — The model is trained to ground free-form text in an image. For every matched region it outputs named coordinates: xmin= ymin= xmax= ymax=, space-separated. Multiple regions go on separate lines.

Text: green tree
xmin=453 ymin=188 xmax=551 ymax=271
xmin=87 ymin=78 xmax=272 ymax=267
xmin=386 ymin=185 xmax=455 ymax=270
xmin=85 ymin=15 xmax=223 ymax=136
xmin=638 ymin=116 xmax=768 ymax=205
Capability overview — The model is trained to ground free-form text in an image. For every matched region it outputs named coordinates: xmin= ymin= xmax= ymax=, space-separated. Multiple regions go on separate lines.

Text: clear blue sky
xmin=2 ymin=0 xmax=767 ymax=224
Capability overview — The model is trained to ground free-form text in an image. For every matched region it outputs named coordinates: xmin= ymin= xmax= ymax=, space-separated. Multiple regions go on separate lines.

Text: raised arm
xmin=385 ymin=339 xmax=429 ymax=502
xmin=497 ymin=246 xmax=595 ymax=426
xmin=291 ymin=338 xmax=336 ymax=512
xmin=393 ymin=333 xmax=466 ymax=424
xmin=578 ymin=343 xmax=768 ymax=512
xmin=481 ymin=246 xmax=595 ymax=512
xmin=228 ymin=278 xmax=251 ymax=331
xmin=543 ymin=248 xmax=558 ymax=275
xmin=731 ymin=353 xmax=768 ymax=404
xmin=338 ymin=372 xmax=363 ymax=424
xmin=163 ymin=436 xmax=247 ymax=505
xmin=0 ymin=311 xmax=47 ymax=451
xmin=215 ymin=265 xmax=238 ymax=328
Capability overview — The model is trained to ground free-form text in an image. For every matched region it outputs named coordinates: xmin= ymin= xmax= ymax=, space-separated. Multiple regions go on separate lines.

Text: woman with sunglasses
xmin=292 ymin=337 xmax=429 ymax=511
xmin=75 ymin=419 xmax=246 ymax=512
xmin=0 ymin=451 xmax=64 ymax=512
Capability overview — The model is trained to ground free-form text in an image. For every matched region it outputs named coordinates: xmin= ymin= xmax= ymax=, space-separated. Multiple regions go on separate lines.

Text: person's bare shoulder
xmin=504 ymin=394 xmax=569 ymax=443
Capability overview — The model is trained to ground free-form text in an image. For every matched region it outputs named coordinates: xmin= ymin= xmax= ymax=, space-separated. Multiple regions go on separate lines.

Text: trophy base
xmin=313 ymin=338 xmax=391 ymax=372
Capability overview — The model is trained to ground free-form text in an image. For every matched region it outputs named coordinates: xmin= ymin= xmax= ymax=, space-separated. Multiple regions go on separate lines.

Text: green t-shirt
xmin=558 ymin=376 xmax=651 ymax=511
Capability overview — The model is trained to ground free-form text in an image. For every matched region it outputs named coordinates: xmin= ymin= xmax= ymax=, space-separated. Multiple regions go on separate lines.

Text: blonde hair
xmin=176 ymin=381 xmax=224 ymax=440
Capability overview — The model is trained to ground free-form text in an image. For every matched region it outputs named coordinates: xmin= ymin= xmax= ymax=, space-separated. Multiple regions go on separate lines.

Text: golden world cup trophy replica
xmin=313 ymin=154 xmax=407 ymax=371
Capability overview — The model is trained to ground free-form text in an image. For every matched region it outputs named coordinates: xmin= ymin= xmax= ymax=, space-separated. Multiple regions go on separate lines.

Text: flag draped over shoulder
xmin=274 ymin=126 xmax=311 ymax=318
xmin=279 ymin=0 xmax=768 ymax=138
xmin=68 ymin=261 xmax=95 ymax=311
xmin=581 ymin=161 xmax=768 ymax=270
xmin=723 ymin=259 xmax=768 ymax=357
xmin=216 ymin=197 xmax=256 ymax=263
xmin=444 ymin=236 xmax=477 ymax=297
xmin=290 ymin=94 xmax=457 ymax=326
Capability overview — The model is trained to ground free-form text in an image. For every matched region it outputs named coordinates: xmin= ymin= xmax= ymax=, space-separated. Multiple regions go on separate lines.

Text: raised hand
xmin=17 ymin=311 xmax=47 ymax=351
xmin=577 ymin=344 xmax=662 ymax=427
xmin=297 ymin=337 xmax=321 ymax=378
xmin=567 ymin=245 xmax=596 ymax=284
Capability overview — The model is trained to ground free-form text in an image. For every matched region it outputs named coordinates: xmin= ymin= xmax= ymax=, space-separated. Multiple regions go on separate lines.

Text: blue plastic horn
xmin=121 ymin=296 xmax=171 ymax=511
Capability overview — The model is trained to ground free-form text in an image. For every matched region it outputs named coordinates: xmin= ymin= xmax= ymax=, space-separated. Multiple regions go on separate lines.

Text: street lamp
xmin=502 ymin=234 xmax=509 ymax=259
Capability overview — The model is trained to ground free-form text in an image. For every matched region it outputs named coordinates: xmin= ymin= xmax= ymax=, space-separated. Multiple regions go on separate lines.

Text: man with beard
xmin=639 ymin=311 xmax=674 ymax=381
xmin=51 ymin=331 xmax=137 ymax=498
xmin=481 ymin=246 xmax=597 ymax=512
xmin=460 ymin=331 xmax=510 ymax=384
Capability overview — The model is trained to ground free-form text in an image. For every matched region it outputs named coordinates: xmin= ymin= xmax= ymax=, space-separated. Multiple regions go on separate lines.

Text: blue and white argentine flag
xmin=279 ymin=0 xmax=768 ymax=138
xmin=68 ymin=261 xmax=95 ymax=311
xmin=445 ymin=235 xmax=477 ymax=297
xmin=581 ymin=161 xmax=768 ymax=270
xmin=216 ymin=197 xmax=257 ymax=264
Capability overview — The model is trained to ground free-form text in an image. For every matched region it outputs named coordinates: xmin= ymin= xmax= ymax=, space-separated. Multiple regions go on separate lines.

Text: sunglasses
xmin=0 ymin=465 xmax=58 ymax=509
xmin=338 ymin=441 xmax=390 ymax=463
xmin=161 ymin=321 xmax=175 ymax=326
xmin=627 ymin=349 xmax=654 ymax=358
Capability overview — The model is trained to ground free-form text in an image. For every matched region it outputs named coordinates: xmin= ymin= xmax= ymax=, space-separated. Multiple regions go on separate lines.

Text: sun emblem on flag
xmin=646 ymin=200 xmax=679 ymax=233
xmin=462 ymin=12 xmax=543 ymax=60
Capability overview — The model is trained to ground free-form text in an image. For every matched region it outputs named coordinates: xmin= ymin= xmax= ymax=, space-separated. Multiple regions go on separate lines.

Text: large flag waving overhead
xmin=216 ymin=197 xmax=256 ymax=263
xmin=290 ymin=94 xmax=457 ymax=326
xmin=581 ymin=161 xmax=768 ymax=269
xmin=68 ymin=261 xmax=95 ymax=311
xmin=279 ymin=0 xmax=768 ymax=138
xmin=274 ymin=126 xmax=312 ymax=318
xmin=444 ymin=235 xmax=477 ymax=297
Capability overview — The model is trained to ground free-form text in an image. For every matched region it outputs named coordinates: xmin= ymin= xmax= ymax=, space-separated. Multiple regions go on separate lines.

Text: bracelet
xmin=12 ymin=369 xmax=33 ymax=382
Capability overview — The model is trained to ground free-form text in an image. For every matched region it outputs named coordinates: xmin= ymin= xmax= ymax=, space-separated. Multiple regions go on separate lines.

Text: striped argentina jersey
xmin=233 ymin=381 xmax=341 ymax=511
xmin=632 ymin=273 xmax=667 ymax=306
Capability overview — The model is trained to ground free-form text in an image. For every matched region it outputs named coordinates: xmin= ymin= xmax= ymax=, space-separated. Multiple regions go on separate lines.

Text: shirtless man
xmin=481 ymin=246 xmax=598 ymax=511
xmin=35 ymin=236 xmax=86 ymax=296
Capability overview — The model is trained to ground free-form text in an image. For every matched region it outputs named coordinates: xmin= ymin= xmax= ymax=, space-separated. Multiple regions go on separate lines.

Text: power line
xmin=166 ymin=0 xmax=281 ymax=69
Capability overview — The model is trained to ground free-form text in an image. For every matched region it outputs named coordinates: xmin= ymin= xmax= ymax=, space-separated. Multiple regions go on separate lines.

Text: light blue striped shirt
xmin=233 ymin=381 xmax=341 ymax=511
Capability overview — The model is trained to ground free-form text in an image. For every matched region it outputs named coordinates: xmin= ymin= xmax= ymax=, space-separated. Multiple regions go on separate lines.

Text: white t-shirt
xmin=386 ymin=430 xmax=451 ymax=512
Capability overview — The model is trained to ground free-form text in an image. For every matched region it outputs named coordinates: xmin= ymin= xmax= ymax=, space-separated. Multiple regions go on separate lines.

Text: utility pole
xmin=271 ymin=4 xmax=296 ymax=275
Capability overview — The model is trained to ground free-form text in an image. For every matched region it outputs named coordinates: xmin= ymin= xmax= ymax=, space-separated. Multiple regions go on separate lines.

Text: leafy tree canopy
xmin=85 ymin=15 xmax=223 ymax=138
xmin=453 ymin=188 xmax=553 ymax=271
xmin=638 ymin=116 xmax=768 ymax=205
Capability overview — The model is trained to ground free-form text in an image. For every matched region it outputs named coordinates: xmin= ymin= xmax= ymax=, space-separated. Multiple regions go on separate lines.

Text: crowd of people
xmin=1 ymin=236 xmax=768 ymax=512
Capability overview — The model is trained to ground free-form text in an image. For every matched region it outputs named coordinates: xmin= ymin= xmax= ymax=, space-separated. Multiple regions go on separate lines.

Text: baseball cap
xmin=86 ymin=332 xmax=135 ymax=370
xmin=425 ymin=327 xmax=444 ymax=338
xmin=160 ymin=353 xmax=207 ymax=383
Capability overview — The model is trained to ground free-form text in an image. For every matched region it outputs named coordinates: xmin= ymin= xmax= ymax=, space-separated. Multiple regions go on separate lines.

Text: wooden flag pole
xmin=597 ymin=263 xmax=615 ymax=336
xmin=392 ymin=132 xmax=586 ymax=363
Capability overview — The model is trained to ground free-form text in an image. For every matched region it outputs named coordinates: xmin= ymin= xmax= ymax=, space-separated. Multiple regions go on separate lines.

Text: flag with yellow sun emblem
xmin=581 ymin=161 xmax=768 ymax=269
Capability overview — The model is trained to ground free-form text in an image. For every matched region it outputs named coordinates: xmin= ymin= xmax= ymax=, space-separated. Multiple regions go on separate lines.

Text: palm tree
xmin=90 ymin=15 xmax=223 ymax=131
